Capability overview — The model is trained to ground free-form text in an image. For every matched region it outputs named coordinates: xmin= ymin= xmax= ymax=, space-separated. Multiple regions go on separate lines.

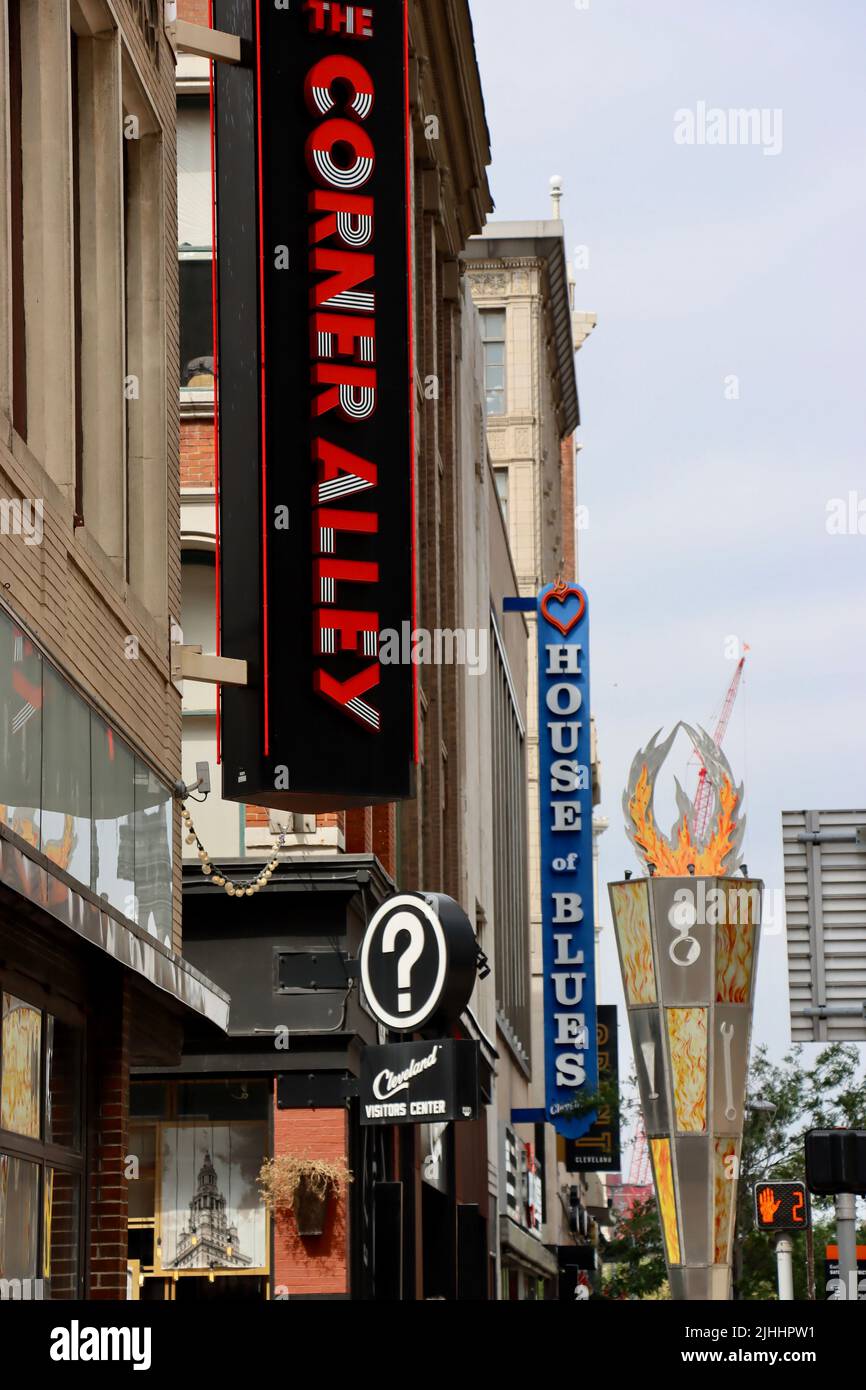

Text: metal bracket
xmin=277 ymin=951 xmax=359 ymax=992
xmin=171 ymin=645 xmax=248 ymax=687
xmin=166 ymin=18 xmax=242 ymax=65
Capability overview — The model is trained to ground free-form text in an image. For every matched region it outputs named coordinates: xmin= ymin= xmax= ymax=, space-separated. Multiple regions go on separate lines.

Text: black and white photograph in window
xmin=158 ymin=1123 xmax=267 ymax=1275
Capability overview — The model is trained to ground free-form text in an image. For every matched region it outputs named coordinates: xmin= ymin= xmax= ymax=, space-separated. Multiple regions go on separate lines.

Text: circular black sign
xmin=360 ymin=893 xmax=477 ymax=1034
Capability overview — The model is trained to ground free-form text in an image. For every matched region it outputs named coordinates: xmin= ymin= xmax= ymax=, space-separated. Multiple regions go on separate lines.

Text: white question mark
xmin=382 ymin=911 xmax=425 ymax=1013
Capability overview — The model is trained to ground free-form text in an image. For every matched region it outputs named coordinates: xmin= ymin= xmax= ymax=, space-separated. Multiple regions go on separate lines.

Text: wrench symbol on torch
xmin=720 ymin=1022 xmax=736 ymax=1121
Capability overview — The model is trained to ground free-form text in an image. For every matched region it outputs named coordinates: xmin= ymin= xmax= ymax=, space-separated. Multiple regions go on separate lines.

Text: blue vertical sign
xmin=537 ymin=582 xmax=597 ymax=1138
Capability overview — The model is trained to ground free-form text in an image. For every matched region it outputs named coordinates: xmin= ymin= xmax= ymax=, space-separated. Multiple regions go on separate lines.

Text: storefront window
xmin=128 ymin=1080 xmax=269 ymax=1292
xmin=44 ymin=1015 xmax=82 ymax=1151
xmin=1 ymin=986 xmax=85 ymax=1298
xmin=1 ymin=993 xmax=41 ymax=1139
xmin=0 ymin=1154 xmax=40 ymax=1281
xmin=40 ymin=664 xmax=92 ymax=886
xmin=0 ymin=611 xmax=42 ymax=848
xmin=91 ymin=714 xmax=136 ymax=920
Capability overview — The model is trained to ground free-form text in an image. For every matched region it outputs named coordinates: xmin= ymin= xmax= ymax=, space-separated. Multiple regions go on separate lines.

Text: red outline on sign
xmin=403 ymin=0 xmax=418 ymax=764
xmin=255 ymin=0 xmax=271 ymax=756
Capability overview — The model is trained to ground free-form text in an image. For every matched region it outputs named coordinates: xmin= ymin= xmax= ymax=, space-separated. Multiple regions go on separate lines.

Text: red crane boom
xmin=691 ymin=653 xmax=747 ymax=841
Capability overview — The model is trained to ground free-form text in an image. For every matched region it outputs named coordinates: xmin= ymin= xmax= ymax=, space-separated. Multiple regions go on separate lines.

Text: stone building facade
xmin=0 ymin=0 xmax=226 ymax=1301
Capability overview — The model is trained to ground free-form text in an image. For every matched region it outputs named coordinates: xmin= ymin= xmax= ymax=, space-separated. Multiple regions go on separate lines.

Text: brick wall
xmin=179 ymin=0 xmax=212 ymax=25
xmin=88 ymin=976 xmax=131 ymax=1299
xmin=180 ymin=419 xmax=216 ymax=489
xmin=272 ymin=1102 xmax=349 ymax=1298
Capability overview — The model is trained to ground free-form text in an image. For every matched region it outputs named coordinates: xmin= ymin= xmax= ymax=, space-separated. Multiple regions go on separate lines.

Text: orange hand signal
xmin=758 ymin=1187 xmax=782 ymax=1225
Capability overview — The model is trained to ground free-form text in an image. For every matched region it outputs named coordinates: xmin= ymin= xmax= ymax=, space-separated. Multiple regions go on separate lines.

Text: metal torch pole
xmin=775 ymin=1234 xmax=794 ymax=1301
xmin=835 ymin=1193 xmax=858 ymax=1302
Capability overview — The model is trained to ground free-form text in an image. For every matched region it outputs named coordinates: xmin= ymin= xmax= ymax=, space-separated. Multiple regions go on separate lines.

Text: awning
xmin=499 ymin=1216 xmax=560 ymax=1279
xmin=0 ymin=822 xmax=229 ymax=1030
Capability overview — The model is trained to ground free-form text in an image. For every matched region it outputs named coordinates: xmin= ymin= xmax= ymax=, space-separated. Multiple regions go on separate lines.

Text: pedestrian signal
xmin=754 ymin=1181 xmax=811 ymax=1232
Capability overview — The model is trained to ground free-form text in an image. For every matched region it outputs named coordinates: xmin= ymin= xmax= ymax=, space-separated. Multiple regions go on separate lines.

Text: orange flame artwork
xmin=650 ymin=1138 xmax=681 ymax=1265
xmin=623 ymin=724 xmax=746 ymax=877
xmin=667 ymin=1008 xmax=708 ymax=1133
xmin=610 ymin=880 xmax=657 ymax=1005
xmin=713 ymin=1140 xmax=739 ymax=1263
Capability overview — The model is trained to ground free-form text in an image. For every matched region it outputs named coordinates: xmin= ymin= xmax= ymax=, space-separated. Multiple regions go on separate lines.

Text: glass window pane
xmin=486 ymin=365 xmax=505 ymax=392
xmin=484 ymin=341 xmax=505 ymax=367
xmin=43 ymin=1168 xmax=80 ymax=1298
xmin=1 ymin=993 xmax=42 ymax=1139
xmin=0 ymin=610 xmax=43 ymax=847
xmin=45 ymin=1015 xmax=82 ymax=1150
xmin=486 ymin=389 xmax=505 ymax=417
xmin=92 ymin=714 xmax=136 ymax=917
xmin=133 ymin=761 xmax=173 ymax=947
xmin=180 ymin=259 xmax=214 ymax=388
xmin=0 ymin=1154 xmax=40 ymax=1281
xmin=40 ymin=665 xmax=92 ymax=886
xmin=128 ymin=1124 xmax=156 ymax=1222
xmin=481 ymin=310 xmax=505 ymax=341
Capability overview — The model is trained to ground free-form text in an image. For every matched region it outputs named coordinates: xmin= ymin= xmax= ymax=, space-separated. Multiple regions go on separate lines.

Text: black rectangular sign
xmin=565 ymin=1006 xmax=621 ymax=1172
xmin=360 ymin=1040 xmax=480 ymax=1127
xmin=214 ymin=0 xmax=416 ymax=811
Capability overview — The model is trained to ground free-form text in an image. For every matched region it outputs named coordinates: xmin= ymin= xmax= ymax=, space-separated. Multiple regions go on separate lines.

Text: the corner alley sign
xmin=537 ymin=582 xmax=598 ymax=1138
xmin=214 ymin=0 xmax=415 ymax=812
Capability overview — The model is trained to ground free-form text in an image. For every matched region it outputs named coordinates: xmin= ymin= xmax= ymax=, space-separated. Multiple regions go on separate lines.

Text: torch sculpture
xmin=609 ymin=724 xmax=762 ymax=1301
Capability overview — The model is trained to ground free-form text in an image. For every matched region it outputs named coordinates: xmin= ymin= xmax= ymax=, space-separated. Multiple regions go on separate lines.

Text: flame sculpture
xmin=623 ymin=723 xmax=745 ymax=876
xmin=610 ymin=726 xmax=761 ymax=1300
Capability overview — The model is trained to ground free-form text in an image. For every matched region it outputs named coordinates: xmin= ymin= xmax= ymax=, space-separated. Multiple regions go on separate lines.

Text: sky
xmin=470 ymin=0 xmax=866 ymax=1121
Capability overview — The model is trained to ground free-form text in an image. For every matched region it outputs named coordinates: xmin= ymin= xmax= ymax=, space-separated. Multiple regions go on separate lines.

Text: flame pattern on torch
xmin=667 ymin=1007 xmax=708 ymax=1132
xmin=609 ymin=881 xmax=657 ymax=1004
xmin=623 ymin=724 xmax=745 ymax=876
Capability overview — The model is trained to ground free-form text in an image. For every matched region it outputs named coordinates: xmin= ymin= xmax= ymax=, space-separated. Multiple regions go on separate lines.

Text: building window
xmin=481 ymin=310 xmax=507 ymax=417
xmin=178 ymin=97 xmax=214 ymax=390
xmin=494 ymin=468 xmax=509 ymax=525
xmin=0 ymin=989 xmax=85 ymax=1299
xmin=128 ymin=1080 xmax=270 ymax=1297
xmin=490 ymin=616 xmax=530 ymax=1067
xmin=0 ymin=605 xmax=174 ymax=946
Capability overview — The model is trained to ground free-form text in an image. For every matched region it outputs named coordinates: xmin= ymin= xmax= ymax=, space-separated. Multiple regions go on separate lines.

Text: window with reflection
xmin=92 ymin=714 xmax=136 ymax=919
xmin=0 ymin=609 xmax=42 ymax=848
xmin=40 ymin=665 xmax=92 ymax=885
xmin=0 ymin=1154 xmax=39 ymax=1282
xmin=129 ymin=762 xmax=173 ymax=946
xmin=1 ymin=993 xmax=41 ymax=1138
xmin=0 ymin=989 xmax=84 ymax=1299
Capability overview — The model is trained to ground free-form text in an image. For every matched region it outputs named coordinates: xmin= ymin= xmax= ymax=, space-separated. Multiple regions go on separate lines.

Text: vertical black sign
xmin=215 ymin=0 xmax=416 ymax=811
xmin=565 ymin=1006 xmax=621 ymax=1172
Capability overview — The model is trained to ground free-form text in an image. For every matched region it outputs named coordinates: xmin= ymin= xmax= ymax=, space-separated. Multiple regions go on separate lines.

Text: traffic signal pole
xmin=836 ymin=1193 xmax=858 ymax=1300
xmin=775 ymin=1235 xmax=794 ymax=1301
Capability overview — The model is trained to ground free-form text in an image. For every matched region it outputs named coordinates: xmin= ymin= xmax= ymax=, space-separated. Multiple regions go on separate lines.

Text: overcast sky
xmin=470 ymin=0 xmax=866 ymax=1096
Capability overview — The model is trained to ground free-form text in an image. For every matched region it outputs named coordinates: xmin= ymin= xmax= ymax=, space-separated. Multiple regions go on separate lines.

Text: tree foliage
xmin=600 ymin=1043 xmax=866 ymax=1301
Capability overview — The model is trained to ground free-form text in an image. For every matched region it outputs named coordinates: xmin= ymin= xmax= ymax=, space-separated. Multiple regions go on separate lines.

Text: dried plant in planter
xmin=258 ymin=1155 xmax=353 ymax=1237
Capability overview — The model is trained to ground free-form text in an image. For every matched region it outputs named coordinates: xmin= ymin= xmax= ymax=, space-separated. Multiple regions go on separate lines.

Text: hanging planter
xmin=257 ymin=1154 xmax=352 ymax=1240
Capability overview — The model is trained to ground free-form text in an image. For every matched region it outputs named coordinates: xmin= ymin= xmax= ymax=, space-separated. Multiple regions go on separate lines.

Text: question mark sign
xmin=382 ymin=911 xmax=426 ymax=1013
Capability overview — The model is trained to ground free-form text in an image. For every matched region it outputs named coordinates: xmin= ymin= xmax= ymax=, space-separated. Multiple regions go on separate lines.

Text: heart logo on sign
xmin=540 ymin=584 xmax=585 ymax=637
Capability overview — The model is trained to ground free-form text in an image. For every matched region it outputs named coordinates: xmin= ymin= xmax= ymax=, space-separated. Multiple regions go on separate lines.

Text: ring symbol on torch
xmin=382 ymin=911 xmax=426 ymax=1014
xmin=720 ymin=1021 xmax=736 ymax=1121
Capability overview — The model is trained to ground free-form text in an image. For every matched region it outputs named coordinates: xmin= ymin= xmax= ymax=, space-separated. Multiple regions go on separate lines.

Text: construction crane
xmin=690 ymin=649 xmax=749 ymax=842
